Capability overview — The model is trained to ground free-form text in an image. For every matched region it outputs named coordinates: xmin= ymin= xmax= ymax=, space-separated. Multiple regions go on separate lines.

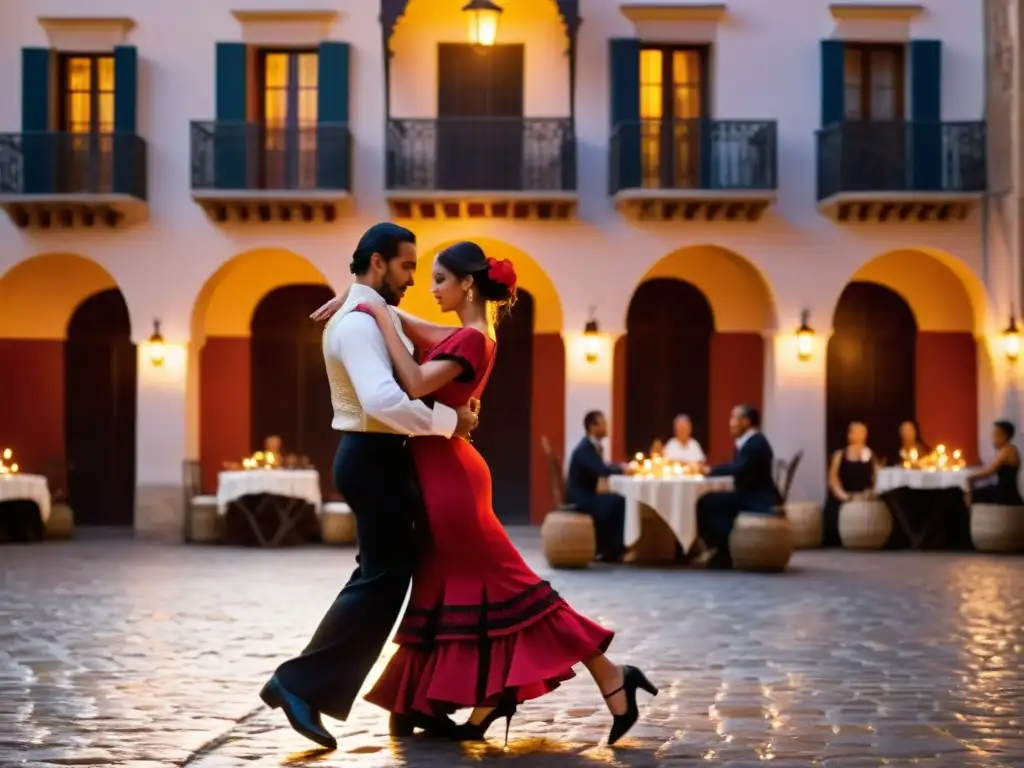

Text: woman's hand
xmin=310 ymin=288 xmax=350 ymax=322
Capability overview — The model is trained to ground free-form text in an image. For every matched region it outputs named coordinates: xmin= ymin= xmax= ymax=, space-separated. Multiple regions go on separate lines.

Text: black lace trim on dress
xmin=398 ymin=580 xmax=564 ymax=641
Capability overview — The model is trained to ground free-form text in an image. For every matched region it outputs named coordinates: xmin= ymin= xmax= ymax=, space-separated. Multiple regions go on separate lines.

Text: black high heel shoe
xmin=603 ymin=665 xmax=658 ymax=746
xmin=451 ymin=695 xmax=519 ymax=746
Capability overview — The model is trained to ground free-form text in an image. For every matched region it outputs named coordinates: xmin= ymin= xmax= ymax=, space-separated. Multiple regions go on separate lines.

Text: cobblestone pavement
xmin=2 ymin=531 xmax=1023 ymax=767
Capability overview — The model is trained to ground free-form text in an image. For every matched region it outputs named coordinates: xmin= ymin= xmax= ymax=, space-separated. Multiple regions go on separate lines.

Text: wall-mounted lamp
xmin=796 ymin=309 xmax=814 ymax=361
xmin=1004 ymin=310 xmax=1020 ymax=361
xmin=583 ymin=311 xmax=600 ymax=363
xmin=463 ymin=0 xmax=503 ymax=47
xmin=148 ymin=319 xmax=166 ymax=367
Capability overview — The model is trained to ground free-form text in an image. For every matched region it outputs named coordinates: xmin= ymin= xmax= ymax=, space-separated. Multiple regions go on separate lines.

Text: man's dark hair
xmin=350 ymin=222 xmax=416 ymax=275
xmin=583 ymin=410 xmax=604 ymax=432
xmin=737 ymin=404 xmax=761 ymax=428
xmin=995 ymin=419 xmax=1016 ymax=441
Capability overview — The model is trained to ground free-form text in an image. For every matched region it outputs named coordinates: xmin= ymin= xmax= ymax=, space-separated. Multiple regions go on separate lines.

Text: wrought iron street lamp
xmin=148 ymin=319 xmax=166 ymax=367
xmin=796 ymin=310 xmax=814 ymax=361
xmin=1004 ymin=311 xmax=1020 ymax=361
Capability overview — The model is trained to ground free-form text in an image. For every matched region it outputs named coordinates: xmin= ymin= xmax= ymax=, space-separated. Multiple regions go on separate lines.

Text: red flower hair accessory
xmin=486 ymin=257 xmax=517 ymax=293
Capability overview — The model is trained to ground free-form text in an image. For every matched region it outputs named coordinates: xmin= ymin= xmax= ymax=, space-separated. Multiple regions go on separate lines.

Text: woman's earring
xmin=467 ymin=291 xmax=474 ymax=303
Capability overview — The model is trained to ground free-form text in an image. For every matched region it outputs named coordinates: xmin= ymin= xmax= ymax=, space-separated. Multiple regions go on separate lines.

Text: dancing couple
xmin=259 ymin=223 xmax=656 ymax=750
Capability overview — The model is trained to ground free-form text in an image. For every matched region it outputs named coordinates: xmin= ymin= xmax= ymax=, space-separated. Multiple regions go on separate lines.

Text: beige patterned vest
xmin=322 ymin=300 xmax=410 ymax=434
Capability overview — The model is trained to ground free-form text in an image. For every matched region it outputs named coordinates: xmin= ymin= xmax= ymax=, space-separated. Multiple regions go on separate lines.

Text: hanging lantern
xmin=796 ymin=309 xmax=814 ymax=361
xmin=1004 ymin=312 xmax=1020 ymax=361
xmin=463 ymin=0 xmax=503 ymax=47
xmin=148 ymin=319 xmax=166 ymax=367
xmin=584 ymin=317 xmax=600 ymax=363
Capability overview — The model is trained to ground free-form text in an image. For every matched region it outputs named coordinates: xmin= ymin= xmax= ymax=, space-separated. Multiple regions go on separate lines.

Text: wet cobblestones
xmin=1 ymin=531 xmax=1023 ymax=766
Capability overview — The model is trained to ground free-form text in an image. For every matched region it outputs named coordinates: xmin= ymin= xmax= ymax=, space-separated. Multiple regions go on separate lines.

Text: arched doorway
xmin=827 ymin=281 xmax=917 ymax=463
xmin=625 ymin=278 xmax=714 ymax=456
xmin=250 ymin=284 xmax=337 ymax=493
xmin=65 ymin=288 xmax=137 ymax=527
xmin=472 ymin=290 xmax=535 ymax=524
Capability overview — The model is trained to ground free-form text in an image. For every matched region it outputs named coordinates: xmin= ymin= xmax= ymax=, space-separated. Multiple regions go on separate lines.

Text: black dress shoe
xmin=260 ymin=675 xmax=337 ymax=750
xmin=389 ymin=711 xmax=457 ymax=738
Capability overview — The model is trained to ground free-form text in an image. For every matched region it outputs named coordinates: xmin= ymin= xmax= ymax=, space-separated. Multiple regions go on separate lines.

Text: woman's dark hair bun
xmin=437 ymin=241 xmax=516 ymax=304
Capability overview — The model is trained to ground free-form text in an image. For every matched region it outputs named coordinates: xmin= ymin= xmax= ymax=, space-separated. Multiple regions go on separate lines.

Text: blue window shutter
xmin=317 ymin=41 xmax=350 ymax=190
xmin=820 ymin=39 xmax=845 ymax=126
xmin=113 ymin=46 xmax=140 ymax=197
xmin=609 ymin=38 xmax=641 ymax=192
xmin=910 ymin=39 xmax=942 ymax=190
xmin=22 ymin=47 xmax=53 ymax=194
xmin=214 ymin=42 xmax=248 ymax=189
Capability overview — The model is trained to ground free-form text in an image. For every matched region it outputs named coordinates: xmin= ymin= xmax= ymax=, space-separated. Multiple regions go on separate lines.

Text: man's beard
xmin=377 ymin=279 xmax=403 ymax=306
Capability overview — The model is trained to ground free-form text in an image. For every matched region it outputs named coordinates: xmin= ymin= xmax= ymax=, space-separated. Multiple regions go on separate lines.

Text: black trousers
xmin=696 ymin=491 xmax=743 ymax=553
xmin=274 ymin=432 xmax=421 ymax=720
xmin=0 ymin=500 xmax=44 ymax=543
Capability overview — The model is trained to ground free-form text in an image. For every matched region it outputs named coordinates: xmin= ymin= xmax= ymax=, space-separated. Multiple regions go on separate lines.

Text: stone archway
xmin=613 ymin=245 xmax=776 ymax=464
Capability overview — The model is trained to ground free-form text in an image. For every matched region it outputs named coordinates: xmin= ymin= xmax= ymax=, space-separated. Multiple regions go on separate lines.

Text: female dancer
xmin=320 ymin=241 xmax=656 ymax=746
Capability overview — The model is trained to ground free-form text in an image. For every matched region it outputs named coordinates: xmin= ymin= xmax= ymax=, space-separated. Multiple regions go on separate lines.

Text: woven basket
xmin=322 ymin=502 xmax=357 ymax=545
xmin=784 ymin=502 xmax=823 ymax=549
xmin=839 ymin=499 xmax=892 ymax=549
xmin=970 ymin=504 xmax=1024 ymax=553
xmin=190 ymin=498 xmax=221 ymax=544
xmin=729 ymin=513 xmax=793 ymax=571
xmin=45 ymin=503 xmax=75 ymax=540
xmin=541 ymin=511 xmax=595 ymax=568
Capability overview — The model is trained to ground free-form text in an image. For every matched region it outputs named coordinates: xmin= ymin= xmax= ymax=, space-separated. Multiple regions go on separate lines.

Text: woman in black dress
xmin=969 ymin=420 xmax=1023 ymax=505
xmin=822 ymin=421 xmax=877 ymax=547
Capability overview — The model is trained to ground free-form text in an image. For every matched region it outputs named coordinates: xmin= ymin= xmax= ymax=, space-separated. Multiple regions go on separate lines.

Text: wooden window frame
xmin=844 ymin=42 xmax=906 ymax=121
xmin=254 ymin=47 xmax=319 ymax=127
xmin=56 ymin=52 xmax=115 ymax=133
xmin=639 ymin=43 xmax=711 ymax=122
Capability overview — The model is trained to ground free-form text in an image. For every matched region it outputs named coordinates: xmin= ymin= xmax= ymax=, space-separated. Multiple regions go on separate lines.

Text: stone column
xmin=134 ymin=341 xmax=189 ymax=542
xmin=563 ymin=329 xmax=621 ymax=465
xmin=762 ymin=330 xmax=828 ymax=505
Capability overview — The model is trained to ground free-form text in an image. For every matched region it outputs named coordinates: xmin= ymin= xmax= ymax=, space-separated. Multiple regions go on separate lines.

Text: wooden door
xmin=259 ymin=50 xmax=319 ymax=189
xmin=436 ymin=43 xmax=524 ymax=190
xmin=65 ymin=288 xmax=137 ymax=527
xmin=471 ymin=291 xmax=534 ymax=524
xmin=827 ymin=281 xmax=917 ymax=464
xmin=625 ymin=279 xmax=714 ymax=455
xmin=250 ymin=284 xmax=336 ymax=494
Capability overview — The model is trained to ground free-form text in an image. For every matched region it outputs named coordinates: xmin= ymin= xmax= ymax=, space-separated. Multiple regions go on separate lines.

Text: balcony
xmin=0 ymin=132 xmax=147 ymax=229
xmin=385 ymin=118 xmax=577 ymax=220
xmin=816 ymin=121 xmax=986 ymax=223
xmin=610 ymin=119 xmax=778 ymax=222
xmin=190 ymin=122 xmax=352 ymax=223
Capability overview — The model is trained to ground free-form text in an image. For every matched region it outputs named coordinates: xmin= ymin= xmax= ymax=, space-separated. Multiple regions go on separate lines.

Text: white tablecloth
xmin=216 ymin=469 xmax=322 ymax=514
xmin=610 ymin=474 xmax=733 ymax=552
xmin=875 ymin=467 xmax=975 ymax=493
xmin=0 ymin=474 xmax=51 ymax=523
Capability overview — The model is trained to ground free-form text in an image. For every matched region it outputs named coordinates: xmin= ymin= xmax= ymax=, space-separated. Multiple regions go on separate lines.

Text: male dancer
xmin=260 ymin=223 xmax=479 ymax=748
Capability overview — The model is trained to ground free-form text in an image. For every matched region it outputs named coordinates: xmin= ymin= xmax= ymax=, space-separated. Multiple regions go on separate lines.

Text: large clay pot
xmin=839 ymin=499 xmax=892 ymax=550
xmin=729 ymin=513 xmax=793 ymax=571
xmin=541 ymin=511 xmax=596 ymax=569
xmin=970 ymin=504 xmax=1024 ymax=553
xmin=785 ymin=502 xmax=823 ymax=549
xmin=321 ymin=502 xmax=357 ymax=545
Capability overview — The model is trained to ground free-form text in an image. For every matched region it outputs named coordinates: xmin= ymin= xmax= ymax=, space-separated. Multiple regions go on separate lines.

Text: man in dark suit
xmin=566 ymin=411 xmax=626 ymax=561
xmin=696 ymin=404 xmax=781 ymax=568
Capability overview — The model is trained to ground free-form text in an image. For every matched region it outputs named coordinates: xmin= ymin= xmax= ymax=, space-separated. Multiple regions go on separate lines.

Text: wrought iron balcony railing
xmin=385 ymin=117 xmax=576 ymax=192
xmin=610 ymin=119 xmax=778 ymax=195
xmin=816 ymin=121 xmax=986 ymax=200
xmin=0 ymin=132 xmax=147 ymax=199
xmin=190 ymin=122 xmax=352 ymax=192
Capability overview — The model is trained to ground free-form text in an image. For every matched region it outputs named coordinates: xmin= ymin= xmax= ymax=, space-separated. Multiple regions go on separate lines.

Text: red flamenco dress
xmin=364 ymin=324 xmax=614 ymax=716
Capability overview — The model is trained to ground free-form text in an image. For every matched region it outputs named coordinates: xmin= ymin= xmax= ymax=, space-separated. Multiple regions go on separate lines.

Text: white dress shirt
xmin=735 ymin=428 xmax=758 ymax=450
xmin=325 ymin=283 xmax=457 ymax=437
xmin=662 ymin=437 xmax=706 ymax=463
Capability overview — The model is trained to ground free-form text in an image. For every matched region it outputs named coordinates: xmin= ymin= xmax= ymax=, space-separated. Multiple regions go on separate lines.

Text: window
xmin=639 ymin=45 xmax=708 ymax=188
xmin=843 ymin=43 xmax=905 ymax=120
xmin=59 ymin=54 xmax=115 ymax=133
xmin=257 ymin=50 xmax=319 ymax=188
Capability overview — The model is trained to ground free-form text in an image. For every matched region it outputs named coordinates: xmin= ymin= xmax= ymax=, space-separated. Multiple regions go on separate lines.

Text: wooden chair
xmin=777 ymin=450 xmax=803 ymax=505
xmin=183 ymin=459 xmax=220 ymax=543
xmin=539 ymin=436 xmax=595 ymax=568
